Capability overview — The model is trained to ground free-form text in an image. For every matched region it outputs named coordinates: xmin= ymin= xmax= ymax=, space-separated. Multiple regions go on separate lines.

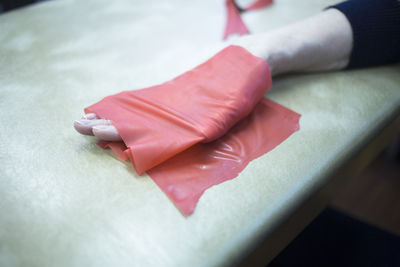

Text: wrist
xmin=234 ymin=30 xmax=302 ymax=76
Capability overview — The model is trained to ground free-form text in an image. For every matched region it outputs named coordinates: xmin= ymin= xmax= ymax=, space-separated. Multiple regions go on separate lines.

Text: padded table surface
xmin=0 ymin=0 xmax=399 ymax=266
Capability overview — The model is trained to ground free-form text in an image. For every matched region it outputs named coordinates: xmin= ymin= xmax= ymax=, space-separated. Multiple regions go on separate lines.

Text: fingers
xmin=74 ymin=113 xmax=100 ymax=135
xmin=92 ymin=125 xmax=122 ymax=141
xmin=82 ymin=113 xmax=99 ymax=120
xmin=74 ymin=113 xmax=122 ymax=141
xmin=74 ymin=118 xmax=111 ymax=135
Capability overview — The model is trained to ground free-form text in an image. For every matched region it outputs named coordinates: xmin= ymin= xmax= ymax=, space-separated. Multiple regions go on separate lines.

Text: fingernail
xmin=82 ymin=113 xmax=97 ymax=119
xmin=92 ymin=125 xmax=108 ymax=131
xmin=75 ymin=119 xmax=90 ymax=125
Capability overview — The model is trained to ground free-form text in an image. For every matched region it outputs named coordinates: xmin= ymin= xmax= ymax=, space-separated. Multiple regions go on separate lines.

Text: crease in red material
xmin=223 ymin=0 xmax=274 ymax=40
xmin=85 ymin=45 xmax=301 ymax=215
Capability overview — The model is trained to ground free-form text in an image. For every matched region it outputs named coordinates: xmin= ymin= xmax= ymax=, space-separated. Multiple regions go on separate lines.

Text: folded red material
xmin=86 ymin=46 xmax=271 ymax=174
xmin=86 ymin=45 xmax=300 ymax=215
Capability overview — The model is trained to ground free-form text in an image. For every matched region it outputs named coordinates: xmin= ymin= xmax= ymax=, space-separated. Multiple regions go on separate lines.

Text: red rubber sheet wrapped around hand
xmin=86 ymin=46 xmax=271 ymax=175
xmin=86 ymin=45 xmax=300 ymax=215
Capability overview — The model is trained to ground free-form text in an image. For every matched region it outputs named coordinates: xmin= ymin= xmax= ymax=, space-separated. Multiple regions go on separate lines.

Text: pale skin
xmin=74 ymin=9 xmax=353 ymax=141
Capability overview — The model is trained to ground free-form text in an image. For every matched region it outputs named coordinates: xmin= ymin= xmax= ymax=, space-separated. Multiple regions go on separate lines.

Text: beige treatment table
xmin=0 ymin=0 xmax=399 ymax=266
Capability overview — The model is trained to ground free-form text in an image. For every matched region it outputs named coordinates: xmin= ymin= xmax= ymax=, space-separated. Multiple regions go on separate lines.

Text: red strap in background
xmin=223 ymin=0 xmax=274 ymax=40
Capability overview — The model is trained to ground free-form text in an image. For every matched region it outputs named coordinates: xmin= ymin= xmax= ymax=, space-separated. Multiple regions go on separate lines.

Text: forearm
xmin=236 ymin=9 xmax=353 ymax=76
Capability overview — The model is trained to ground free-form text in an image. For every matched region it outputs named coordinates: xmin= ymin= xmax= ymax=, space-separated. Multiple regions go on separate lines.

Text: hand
xmin=74 ymin=113 xmax=122 ymax=141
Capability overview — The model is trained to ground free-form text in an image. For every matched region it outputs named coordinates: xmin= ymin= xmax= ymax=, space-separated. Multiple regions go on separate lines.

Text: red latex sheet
xmin=86 ymin=46 xmax=271 ymax=175
xmin=86 ymin=46 xmax=300 ymax=215
xmin=99 ymin=99 xmax=300 ymax=215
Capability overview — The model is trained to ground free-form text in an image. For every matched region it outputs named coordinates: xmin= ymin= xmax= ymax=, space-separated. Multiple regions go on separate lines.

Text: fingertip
xmin=92 ymin=125 xmax=122 ymax=142
xmin=74 ymin=120 xmax=94 ymax=136
xmin=82 ymin=113 xmax=99 ymax=120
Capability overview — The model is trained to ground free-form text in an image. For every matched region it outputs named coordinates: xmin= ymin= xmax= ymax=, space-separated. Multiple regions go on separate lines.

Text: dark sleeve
xmin=330 ymin=0 xmax=400 ymax=69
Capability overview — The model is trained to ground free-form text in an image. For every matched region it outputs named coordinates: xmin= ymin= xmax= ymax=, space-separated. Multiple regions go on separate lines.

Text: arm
xmin=75 ymin=0 xmax=400 ymax=140
xmin=74 ymin=9 xmax=355 ymax=140
xmin=235 ymin=8 xmax=353 ymax=76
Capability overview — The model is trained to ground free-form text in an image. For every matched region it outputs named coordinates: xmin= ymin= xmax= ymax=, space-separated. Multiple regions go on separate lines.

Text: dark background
xmin=0 ymin=0 xmax=45 ymax=13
